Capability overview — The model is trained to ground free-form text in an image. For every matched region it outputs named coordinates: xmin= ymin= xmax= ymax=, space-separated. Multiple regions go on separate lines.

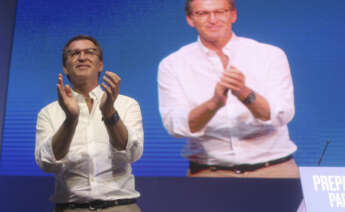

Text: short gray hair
xmin=185 ymin=0 xmax=236 ymax=17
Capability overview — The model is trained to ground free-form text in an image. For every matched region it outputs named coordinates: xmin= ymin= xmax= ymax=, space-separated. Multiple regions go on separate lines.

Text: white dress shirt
xmin=158 ymin=33 xmax=297 ymax=166
xmin=35 ymin=86 xmax=144 ymax=203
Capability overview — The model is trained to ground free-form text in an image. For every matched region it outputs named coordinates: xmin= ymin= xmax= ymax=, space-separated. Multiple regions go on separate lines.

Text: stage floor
xmin=0 ymin=176 xmax=303 ymax=212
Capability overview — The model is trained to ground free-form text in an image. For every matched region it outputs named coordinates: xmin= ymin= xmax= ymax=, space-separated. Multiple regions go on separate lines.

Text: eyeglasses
xmin=192 ymin=8 xmax=231 ymax=19
xmin=66 ymin=48 xmax=98 ymax=59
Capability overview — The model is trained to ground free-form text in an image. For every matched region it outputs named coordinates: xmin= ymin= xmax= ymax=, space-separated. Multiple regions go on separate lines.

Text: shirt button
xmin=235 ymin=170 xmax=243 ymax=174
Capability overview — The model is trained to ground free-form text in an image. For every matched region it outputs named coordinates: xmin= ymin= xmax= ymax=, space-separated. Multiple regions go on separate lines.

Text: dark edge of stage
xmin=0 ymin=0 xmax=18 ymax=156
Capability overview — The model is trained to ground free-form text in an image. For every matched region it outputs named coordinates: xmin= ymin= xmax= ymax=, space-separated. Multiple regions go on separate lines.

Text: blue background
xmin=1 ymin=0 xmax=345 ymax=176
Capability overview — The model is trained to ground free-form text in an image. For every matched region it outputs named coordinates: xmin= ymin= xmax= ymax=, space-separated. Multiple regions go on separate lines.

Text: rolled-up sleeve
xmin=255 ymin=47 xmax=295 ymax=127
xmin=35 ymin=108 xmax=65 ymax=174
xmin=158 ymin=57 xmax=206 ymax=139
xmin=112 ymin=98 xmax=144 ymax=163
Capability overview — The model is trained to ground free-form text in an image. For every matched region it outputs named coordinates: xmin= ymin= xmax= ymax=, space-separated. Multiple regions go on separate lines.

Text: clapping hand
xmin=220 ymin=66 xmax=247 ymax=98
xmin=57 ymin=74 xmax=80 ymax=120
xmin=100 ymin=71 xmax=121 ymax=118
xmin=212 ymin=66 xmax=249 ymax=108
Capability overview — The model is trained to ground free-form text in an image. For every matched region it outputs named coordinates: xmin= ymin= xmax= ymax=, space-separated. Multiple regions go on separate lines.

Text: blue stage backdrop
xmin=1 ymin=0 xmax=345 ymax=176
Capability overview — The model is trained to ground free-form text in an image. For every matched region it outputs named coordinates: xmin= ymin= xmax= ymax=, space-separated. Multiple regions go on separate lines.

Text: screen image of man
xmin=158 ymin=0 xmax=299 ymax=178
xmin=35 ymin=35 xmax=143 ymax=211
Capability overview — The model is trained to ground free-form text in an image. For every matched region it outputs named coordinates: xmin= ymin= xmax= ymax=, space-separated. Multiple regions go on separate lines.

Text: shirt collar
xmin=71 ymin=85 xmax=103 ymax=103
xmin=198 ymin=32 xmax=238 ymax=57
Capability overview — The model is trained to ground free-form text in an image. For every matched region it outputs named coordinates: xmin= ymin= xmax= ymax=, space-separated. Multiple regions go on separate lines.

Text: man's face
xmin=63 ymin=39 xmax=103 ymax=84
xmin=187 ymin=0 xmax=237 ymax=46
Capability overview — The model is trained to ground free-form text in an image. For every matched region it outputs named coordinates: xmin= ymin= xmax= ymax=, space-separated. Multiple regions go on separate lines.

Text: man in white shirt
xmin=35 ymin=35 xmax=144 ymax=211
xmin=158 ymin=0 xmax=299 ymax=178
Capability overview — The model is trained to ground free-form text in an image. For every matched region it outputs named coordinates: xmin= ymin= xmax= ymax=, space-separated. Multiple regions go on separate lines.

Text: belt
xmin=56 ymin=198 xmax=137 ymax=211
xmin=189 ymin=155 xmax=293 ymax=174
